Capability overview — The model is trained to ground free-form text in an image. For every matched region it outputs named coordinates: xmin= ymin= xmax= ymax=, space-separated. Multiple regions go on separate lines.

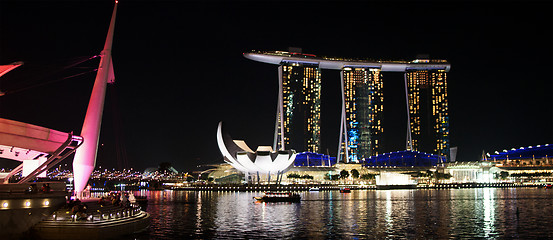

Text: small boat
xmin=309 ymin=187 xmax=320 ymax=191
xmin=133 ymin=195 xmax=148 ymax=206
xmin=544 ymin=184 xmax=552 ymax=189
xmin=339 ymin=187 xmax=351 ymax=193
xmin=254 ymin=192 xmax=301 ymax=202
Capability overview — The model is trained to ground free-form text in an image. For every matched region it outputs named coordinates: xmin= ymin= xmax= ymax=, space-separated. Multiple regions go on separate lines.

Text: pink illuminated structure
xmin=73 ymin=2 xmax=117 ymax=197
xmin=0 ymin=62 xmax=23 ymax=78
xmin=0 ymin=62 xmax=23 ymax=96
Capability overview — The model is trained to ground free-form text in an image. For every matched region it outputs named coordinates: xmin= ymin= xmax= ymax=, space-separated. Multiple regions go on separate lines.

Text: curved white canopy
xmin=217 ymin=122 xmax=296 ymax=174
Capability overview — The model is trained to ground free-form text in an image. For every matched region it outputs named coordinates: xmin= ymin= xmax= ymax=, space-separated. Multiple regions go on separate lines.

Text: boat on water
xmin=339 ymin=187 xmax=351 ymax=193
xmin=309 ymin=187 xmax=320 ymax=191
xmin=544 ymin=184 xmax=552 ymax=189
xmin=254 ymin=192 xmax=301 ymax=202
xmin=134 ymin=195 xmax=148 ymax=205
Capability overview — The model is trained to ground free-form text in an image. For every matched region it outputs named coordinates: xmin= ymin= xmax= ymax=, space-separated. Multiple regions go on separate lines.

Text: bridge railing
xmin=50 ymin=203 xmax=143 ymax=223
xmin=0 ymin=182 xmax=68 ymax=197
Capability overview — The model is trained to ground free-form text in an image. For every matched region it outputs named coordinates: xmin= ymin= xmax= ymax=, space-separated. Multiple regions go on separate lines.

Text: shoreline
xmin=164 ymin=182 xmax=545 ymax=191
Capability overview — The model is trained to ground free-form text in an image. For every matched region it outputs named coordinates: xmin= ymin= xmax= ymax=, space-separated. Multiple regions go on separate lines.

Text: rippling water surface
xmin=126 ymin=188 xmax=553 ymax=239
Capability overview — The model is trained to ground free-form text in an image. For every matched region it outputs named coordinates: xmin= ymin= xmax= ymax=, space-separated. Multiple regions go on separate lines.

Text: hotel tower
xmin=405 ymin=65 xmax=450 ymax=158
xmin=339 ymin=67 xmax=383 ymax=162
xmin=278 ymin=61 xmax=322 ymax=153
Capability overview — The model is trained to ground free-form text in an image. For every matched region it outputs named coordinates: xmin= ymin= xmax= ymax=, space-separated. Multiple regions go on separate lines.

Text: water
xmin=128 ymin=188 xmax=553 ymax=239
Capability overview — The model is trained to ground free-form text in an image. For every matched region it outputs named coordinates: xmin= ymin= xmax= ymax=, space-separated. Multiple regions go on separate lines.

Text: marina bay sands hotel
xmin=244 ymin=50 xmax=451 ymax=163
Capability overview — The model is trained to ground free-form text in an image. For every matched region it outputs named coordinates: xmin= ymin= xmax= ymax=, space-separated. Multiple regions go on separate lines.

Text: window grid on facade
xmin=279 ymin=63 xmax=321 ymax=153
xmin=340 ymin=67 xmax=383 ymax=162
xmin=407 ymin=70 xmax=449 ymax=158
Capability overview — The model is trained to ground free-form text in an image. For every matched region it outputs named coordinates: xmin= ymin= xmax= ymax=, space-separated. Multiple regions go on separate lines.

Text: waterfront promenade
xmin=169 ymin=182 xmax=543 ymax=191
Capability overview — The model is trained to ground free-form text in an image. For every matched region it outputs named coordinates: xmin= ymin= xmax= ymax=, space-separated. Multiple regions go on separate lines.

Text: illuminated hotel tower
xmin=339 ymin=67 xmax=383 ymax=163
xmin=405 ymin=65 xmax=449 ymax=158
xmin=277 ymin=62 xmax=322 ymax=153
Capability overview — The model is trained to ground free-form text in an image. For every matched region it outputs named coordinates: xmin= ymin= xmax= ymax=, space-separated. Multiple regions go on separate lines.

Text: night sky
xmin=0 ymin=1 xmax=551 ymax=173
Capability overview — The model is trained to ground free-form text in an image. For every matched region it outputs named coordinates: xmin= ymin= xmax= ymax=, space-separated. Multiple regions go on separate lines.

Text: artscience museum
xmin=216 ymin=122 xmax=297 ymax=183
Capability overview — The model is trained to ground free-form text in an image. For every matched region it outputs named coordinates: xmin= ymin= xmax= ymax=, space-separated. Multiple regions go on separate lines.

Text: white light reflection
xmin=196 ymin=191 xmax=202 ymax=233
xmin=261 ymin=201 xmax=267 ymax=219
xmin=213 ymin=191 xmax=300 ymax=238
xmin=483 ymin=188 xmax=496 ymax=237
xmin=328 ymin=191 xmax=334 ymax=222
xmin=385 ymin=191 xmax=393 ymax=231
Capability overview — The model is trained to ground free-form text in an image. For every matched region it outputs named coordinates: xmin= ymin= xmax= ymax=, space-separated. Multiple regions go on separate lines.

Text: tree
xmin=324 ymin=173 xmax=340 ymax=180
xmin=287 ymin=173 xmax=301 ymax=179
xmin=360 ymin=174 xmax=376 ymax=180
xmin=500 ymin=171 xmax=509 ymax=179
xmin=435 ymin=172 xmax=452 ymax=180
xmin=302 ymin=174 xmax=313 ymax=179
xmin=350 ymin=169 xmax=360 ymax=179
xmin=287 ymin=173 xmax=313 ymax=179
xmin=340 ymin=169 xmax=350 ymax=179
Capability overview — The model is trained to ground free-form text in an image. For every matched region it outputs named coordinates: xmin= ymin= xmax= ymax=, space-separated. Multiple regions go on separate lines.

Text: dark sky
xmin=0 ymin=0 xmax=551 ymax=173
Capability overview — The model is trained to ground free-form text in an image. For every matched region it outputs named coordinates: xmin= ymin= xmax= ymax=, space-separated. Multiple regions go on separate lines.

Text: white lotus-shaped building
xmin=217 ymin=122 xmax=297 ymax=176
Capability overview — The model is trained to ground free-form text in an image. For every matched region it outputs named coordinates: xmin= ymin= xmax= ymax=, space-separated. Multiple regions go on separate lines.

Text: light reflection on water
xmin=126 ymin=188 xmax=553 ymax=239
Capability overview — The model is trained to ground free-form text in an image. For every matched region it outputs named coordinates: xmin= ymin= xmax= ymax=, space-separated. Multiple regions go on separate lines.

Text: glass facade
xmin=341 ymin=67 xmax=384 ymax=162
xmin=294 ymin=152 xmax=337 ymax=167
xmin=406 ymin=69 xmax=449 ymax=158
xmin=279 ymin=62 xmax=322 ymax=153
xmin=364 ymin=150 xmax=445 ymax=167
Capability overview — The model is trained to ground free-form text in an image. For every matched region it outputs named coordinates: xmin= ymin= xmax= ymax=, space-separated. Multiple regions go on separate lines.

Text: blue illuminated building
xmin=488 ymin=144 xmax=553 ymax=161
xmin=294 ymin=152 xmax=337 ymax=167
xmin=486 ymin=144 xmax=553 ymax=171
xmin=363 ymin=150 xmax=445 ymax=167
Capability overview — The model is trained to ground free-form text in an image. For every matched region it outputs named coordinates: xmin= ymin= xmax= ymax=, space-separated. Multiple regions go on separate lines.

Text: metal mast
xmin=73 ymin=1 xmax=117 ymax=197
xmin=404 ymin=73 xmax=413 ymax=151
xmin=337 ymin=70 xmax=349 ymax=162
xmin=273 ymin=66 xmax=285 ymax=150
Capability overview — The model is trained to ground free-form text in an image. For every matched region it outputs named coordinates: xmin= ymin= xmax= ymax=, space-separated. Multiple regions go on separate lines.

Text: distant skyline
xmin=0 ymin=1 xmax=551 ymax=172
